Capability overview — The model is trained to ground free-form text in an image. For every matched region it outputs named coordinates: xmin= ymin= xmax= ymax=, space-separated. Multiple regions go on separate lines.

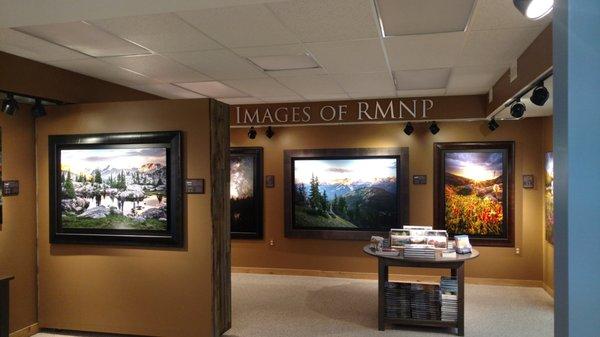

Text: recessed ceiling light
xmin=248 ymin=54 xmax=320 ymax=71
xmin=174 ymin=81 xmax=249 ymax=98
xmin=513 ymin=0 xmax=554 ymax=20
xmin=375 ymin=0 xmax=476 ymax=37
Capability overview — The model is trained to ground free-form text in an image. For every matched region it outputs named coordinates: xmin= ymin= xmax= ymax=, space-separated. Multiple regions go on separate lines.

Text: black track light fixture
xmin=265 ymin=126 xmax=275 ymax=139
xmin=31 ymin=99 xmax=47 ymax=118
xmin=1 ymin=94 xmax=19 ymax=115
xmin=247 ymin=127 xmax=257 ymax=139
xmin=403 ymin=122 xmax=414 ymax=136
xmin=488 ymin=118 xmax=500 ymax=131
xmin=513 ymin=0 xmax=554 ymax=20
xmin=429 ymin=121 xmax=440 ymax=135
xmin=530 ymin=81 xmax=549 ymax=106
xmin=510 ymin=99 xmax=526 ymax=118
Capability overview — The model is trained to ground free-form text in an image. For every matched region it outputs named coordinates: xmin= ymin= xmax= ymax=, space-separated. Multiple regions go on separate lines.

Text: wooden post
xmin=0 ymin=276 xmax=14 ymax=337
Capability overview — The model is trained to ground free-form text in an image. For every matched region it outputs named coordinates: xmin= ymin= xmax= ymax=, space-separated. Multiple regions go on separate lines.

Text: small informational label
xmin=185 ymin=179 xmax=205 ymax=194
xmin=412 ymin=175 xmax=427 ymax=185
xmin=2 ymin=180 xmax=19 ymax=196
xmin=265 ymin=175 xmax=275 ymax=188
xmin=522 ymin=174 xmax=534 ymax=189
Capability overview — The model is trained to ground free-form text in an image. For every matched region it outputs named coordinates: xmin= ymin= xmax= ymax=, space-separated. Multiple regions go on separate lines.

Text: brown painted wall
xmin=36 ymin=99 xmax=213 ymax=337
xmin=0 ymin=51 xmax=160 ymax=103
xmin=0 ymin=106 xmax=37 ymax=333
xmin=542 ymin=116 xmax=554 ymax=291
xmin=231 ymin=118 xmax=547 ymax=281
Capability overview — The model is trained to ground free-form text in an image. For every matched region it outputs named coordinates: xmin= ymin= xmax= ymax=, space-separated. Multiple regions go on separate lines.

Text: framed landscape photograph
xmin=434 ymin=142 xmax=514 ymax=246
xmin=230 ymin=147 xmax=263 ymax=239
xmin=545 ymin=152 xmax=554 ymax=244
xmin=284 ymin=147 xmax=409 ymax=240
xmin=49 ymin=131 xmax=183 ymax=246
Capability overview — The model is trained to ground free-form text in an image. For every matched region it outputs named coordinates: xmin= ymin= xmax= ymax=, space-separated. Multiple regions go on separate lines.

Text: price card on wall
xmin=2 ymin=180 xmax=19 ymax=196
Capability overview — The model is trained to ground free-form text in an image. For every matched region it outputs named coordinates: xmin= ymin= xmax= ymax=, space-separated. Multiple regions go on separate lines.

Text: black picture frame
xmin=433 ymin=142 xmax=515 ymax=247
xmin=230 ymin=147 xmax=263 ymax=240
xmin=284 ymin=147 xmax=409 ymax=240
xmin=49 ymin=131 xmax=184 ymax=247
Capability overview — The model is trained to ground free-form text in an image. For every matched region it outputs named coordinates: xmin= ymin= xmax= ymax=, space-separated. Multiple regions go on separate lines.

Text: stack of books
xmin=410 ymin=283 xmax=441 ymax=320
xmin=440 ymin=276 xmax=458 ymax=322
xmin=384 ymin=282 xmax=412 ymax=319
xmin=403 ymin=244 xmax=437 ymax=260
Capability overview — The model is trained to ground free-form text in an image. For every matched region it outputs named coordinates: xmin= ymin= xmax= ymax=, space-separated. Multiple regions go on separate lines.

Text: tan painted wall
xmin=542 ymin=116 xmax=554 ymax=291
xmin=36 ymin=99 xmax=213 ymax=337
xmin=0 ymin=106 xmax=37 ymax=333
xmin=231 ymin=118 xmax=547 ymax=281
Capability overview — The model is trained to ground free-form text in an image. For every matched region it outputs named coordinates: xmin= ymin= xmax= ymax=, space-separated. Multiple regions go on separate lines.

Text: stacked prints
xmin=440 ymin=276 xmax=458 ymax=322
xmin=410 ymin=283 xmax=441 ymax=320
xmin=403 ymin=244 xmax=437 ymax=260
xmin=384 ymin=282 xmax=412 ymax=319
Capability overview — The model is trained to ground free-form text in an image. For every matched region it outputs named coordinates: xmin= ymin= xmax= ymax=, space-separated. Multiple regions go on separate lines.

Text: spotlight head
xmin=265 ymin=126 xmax=275 ymax=139
xmin=510 ymin=99 xmax=526 ymax=119
xmin=2 ymin=94 xmax=19 ymax=115
xmin=403 ymin=122 xmax=414 ymax=135
xmin=247 ymin=127 xmax=257 ymax=139
xmin=513 ymin=0 xmax=554 ymax=20
xmin=429 ymin=121 xmax=440 ymax=135
xmin=530 ymin=82 xmax=549 ymax=106
xmin=488 ymin=118 xmax=500 ymax=131
xmin=31 ymin=99 xmax=46 ymax=118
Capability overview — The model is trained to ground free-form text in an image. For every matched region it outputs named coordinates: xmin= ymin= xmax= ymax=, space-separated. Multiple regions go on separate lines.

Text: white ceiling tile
xmin=91 ymin=13 xmax=221 ymax=53
xmin=132 ymin=83 xmax=205 ymax=99
xmin=175 ymin=81 xmax=249 ymax=98
xmin=333 ymin=72 xmax=395 ymax=94
xmin=376 ymin=0 xmax=475 ymax=36
xmin=177 ymin=4 xmax=298 ymax=48
xmin=14 ymin=21 xmax=150 ymax=57
xmin=303 ymin=93 xmax=350 ymax=101
xmin=233 ymin=44 xmax=307 ymax=58
xmin=396 ymin=89 xmax=446 ymax=97
xmin=222 ymin=78 xmax=298 ymax=97
xmin=394 ymin=68 xmax=451 ymax=90
xmin=306 ymin=39 xmax=388 ymax=74
xmin=218 ymin=97 xmax=264 ymax=105
xmin=445 ymin=87 xmax=488 ymax=96
xmin=47 ymin=58 xmax=157 ymax=86
xmin=267 ymin=67 xmax=328 ymax=78
xmin=165 ymin=49 xmax=267 ymax=80
xmin=262 ymin=96 xmax=306 ymax=103
xmin=101 ymin=54 xmax=211 ymax=83
xmin=276 ymin=75 xmax=345 ymax=96
xmin=348 ymin=92 xmax=396 ymax=99
xmin=0 ymin=28 xmax=87 ymax=62
xmin=447 ymin=65 xmax=508 ymax=92
xmin=268 ymin=0 xmax=379 ymax=42
xmin=458 ymin=26 xmax=546 ymax=66
xmin=469 ymin=0 xmax=552 ymax=31
xmin=385 ymin=32 xmax=466 ymax=70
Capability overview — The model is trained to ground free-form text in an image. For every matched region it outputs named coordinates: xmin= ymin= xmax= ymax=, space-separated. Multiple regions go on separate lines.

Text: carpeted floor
xmin=34 ymin=273 xmax=554 ymax=337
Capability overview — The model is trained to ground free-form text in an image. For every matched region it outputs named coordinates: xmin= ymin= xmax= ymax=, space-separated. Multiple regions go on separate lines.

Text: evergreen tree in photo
xmin=64 ymin=171 xmax=75 ymax=199
xmin=321 ymin=190 xmax=329 ymax=214
xmin=295 ymin=183 xmax=308 ymax=206
xmin=94 ymin=169 xmax=102 ymax=184
xmin=309 ymin=174 xmax=321 ymax=211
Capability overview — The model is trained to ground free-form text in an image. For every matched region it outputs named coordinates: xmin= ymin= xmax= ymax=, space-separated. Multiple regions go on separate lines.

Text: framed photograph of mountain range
xmin=230 ymin=147 xmax=263 ymax=239
xmin=49 ymin=131 xmax=183 ymax=247
xmin=284 ymin=147 xmax=409 ymax=240
xmin=434 ymin=142 xmax=515 ymax=247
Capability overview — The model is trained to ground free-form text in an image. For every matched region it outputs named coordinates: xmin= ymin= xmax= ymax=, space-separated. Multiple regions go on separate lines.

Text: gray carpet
xmin=34 ymin=273 xmax=554 ymax=337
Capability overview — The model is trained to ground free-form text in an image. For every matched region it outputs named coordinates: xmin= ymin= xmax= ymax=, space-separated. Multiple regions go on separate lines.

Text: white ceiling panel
xmin=223 ymin=78 xmax=299 ymax=98
xmin=175 ymin=81 xmax=249 ymax=98
xmin=165 ymin=49 xmax=267 ymax=80
xmin=131 ymin=83 xmax=205 ymax=99
xmin=101 ymin=54 xmax=211 ymax=83
xmin=0 ymin=28 xmax=87 ymax=62
xmin=307 ymin=39 xmax=388 ymax=74
xmin=177 ymin=4 xmax=298 ymax=48
xmin=469 ymin=0 xmax=552 ymax=31
xmin=47 ymin=58 xmax=157 ymax=86
xmin=333 ymin=72 xmax=395 ymax=94
xmin=445 ymin=87 xmax=488 ymax=96
xmin=394 ymin=68 xmax=451 ymax=90
xmin=233 ymin=44 xmax=307 ymax=58
xmin=376 ymin=0 xmax=475 ymax=36
xmin=14 ymin=21 xmax=151 ymax=57
xmin=396 ymin=89 xmax=446 ymax=97
xmin=268 ymin=0 xmax=379 ymax=42
xmin=262 ymin=96 xmax=306 ymax=103
xmin=447 ymin=65 xmax=507 ymax=92
xmin=458 ymin=26 xmax=546 ymax=66
xmin=385 ymin=32 xmax=466 ymax=70
xmin=276 ymin=75 xmax=345 ymax=96
xmin=302 ymin=93 xmax=350 ymax=101
xmin=91 ymin=13 xmax=221 ymax=53
xmin=218 ymin=97 xmax=264 ymax=105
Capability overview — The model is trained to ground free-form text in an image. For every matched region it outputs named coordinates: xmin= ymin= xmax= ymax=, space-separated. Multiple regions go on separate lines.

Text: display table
xmin=0 ymin=275 xmax=13 ymax=337
xmin=363 ymin=245 xmax=479 ymax=336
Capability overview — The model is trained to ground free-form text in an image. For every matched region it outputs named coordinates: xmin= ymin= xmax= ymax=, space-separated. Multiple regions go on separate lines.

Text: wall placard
xmin=186 ymin=179 xmax=205 ymax=194
xmin=2 ymin=180 xmax=19 ymax=196
xmin=412 ymin=175 xmax=427 ymax=185
xmin=265 ymin=175 xmax=275 ymax=188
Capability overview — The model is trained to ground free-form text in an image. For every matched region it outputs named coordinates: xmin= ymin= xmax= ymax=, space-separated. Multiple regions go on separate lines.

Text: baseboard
xmin=10 ymin=323 xmax=39 ymax=337
xmin=542 ymin=283 xmax=555 ymax=297
xmin=232 ymin=266 xmax=543 ymax=288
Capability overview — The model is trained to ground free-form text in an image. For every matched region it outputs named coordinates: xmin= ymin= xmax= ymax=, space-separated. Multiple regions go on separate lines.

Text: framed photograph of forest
xmin=544 ymin=152 xmax=554 ymax=244
xmin=434 ymin=142 xmax=514 ymax=247
xmin=49 ymin=131 xmax=183 ymax=246
xmin=230 ymin=147 xmax=263 ymax=239
xmin=284 ymin=147 xmax=409 ymax=240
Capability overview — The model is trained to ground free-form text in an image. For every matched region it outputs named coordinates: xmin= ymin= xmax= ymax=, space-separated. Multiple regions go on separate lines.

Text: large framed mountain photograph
xmin=434 ymin=142 xmax=515 ymax=247
xmin=230 ymin=147 xmax=263 ymax=239
xmin=49 ymin=131 xmax=183 ymax=246
xmin=284 ymin=147 xmax=409 ymax=240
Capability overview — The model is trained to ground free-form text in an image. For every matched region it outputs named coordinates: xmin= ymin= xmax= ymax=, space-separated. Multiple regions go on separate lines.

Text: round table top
xmin=363 ymin=245 xmax=479 ymax=263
